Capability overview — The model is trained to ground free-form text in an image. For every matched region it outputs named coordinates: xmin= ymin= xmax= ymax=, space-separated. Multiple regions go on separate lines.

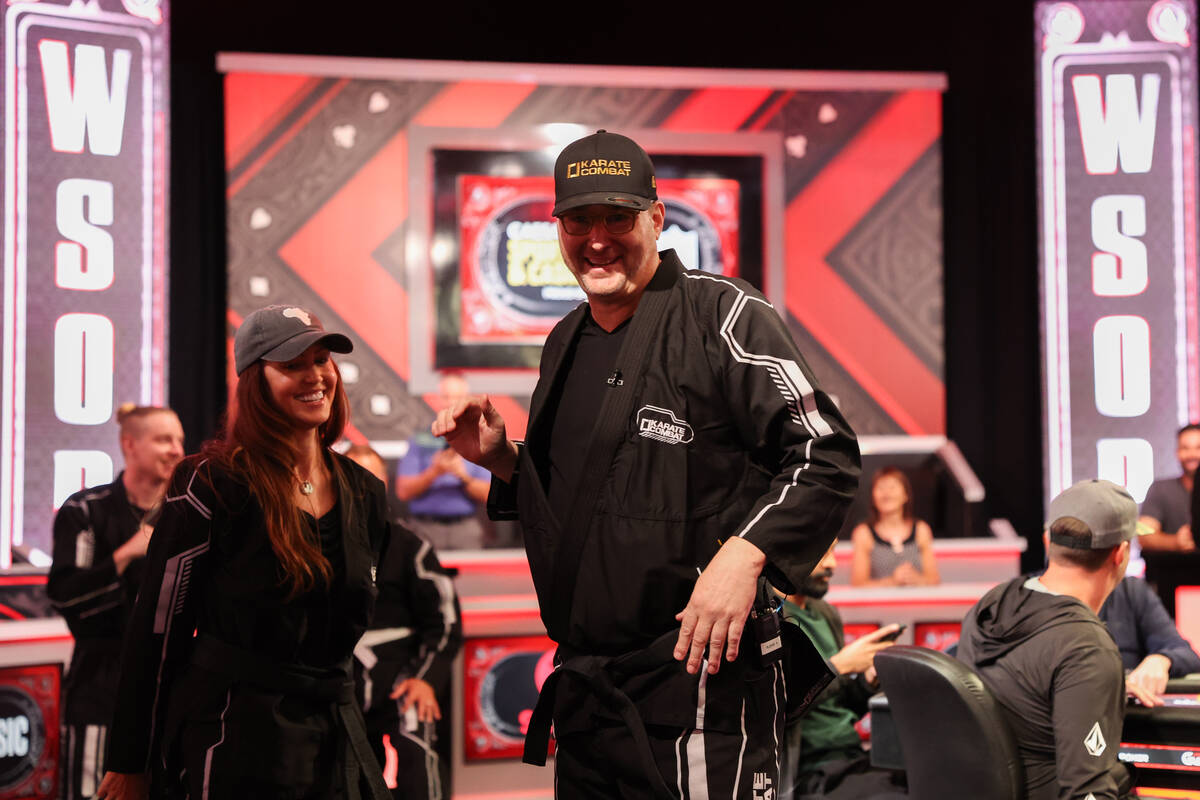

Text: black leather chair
xmin=874 ymin=646 xmax=1023 ymax=800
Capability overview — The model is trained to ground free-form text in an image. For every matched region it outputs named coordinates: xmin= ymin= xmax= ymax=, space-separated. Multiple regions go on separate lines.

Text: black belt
xmin=191 ymin=634 xmax=390 ymax=800
xmin=411 ymin=513 xmax=473 ymax=523
xmin=523 ymin=630 xmax=679 ymax=800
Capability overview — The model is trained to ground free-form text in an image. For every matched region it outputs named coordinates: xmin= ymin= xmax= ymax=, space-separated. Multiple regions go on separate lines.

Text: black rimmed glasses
xmin=558 ymin=209 xmax=640 ymax=236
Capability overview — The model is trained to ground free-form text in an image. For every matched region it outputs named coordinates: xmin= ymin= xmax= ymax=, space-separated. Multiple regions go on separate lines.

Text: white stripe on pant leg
xmin=772 ymin=662 xmax=783 ymax=788
xmin=731 ymin=699 xmax=748 ymax=798
xmin=202 ymin=689 xmax=233 ymax=800
xmin=398 ymin=723 xmax=441 ymax=800
xmin=96 ymin=725 xmax=107 ymax=786
xmin=687 ymin=661 xmax=710 ymax=800
xmin=81 ymin=724 xmax=100 ymax=797
xmin=676 ymin=729 xmax=687 ymax=799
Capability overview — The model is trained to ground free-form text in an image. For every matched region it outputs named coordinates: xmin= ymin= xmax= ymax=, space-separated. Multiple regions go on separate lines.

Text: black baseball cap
xmin=1046 ymin=479 xmax=1148 ymax=549
xmin=234 ymin=304 xmax=352 ymax=375
xmin=552 ymin=130 xmax=657 ymax=216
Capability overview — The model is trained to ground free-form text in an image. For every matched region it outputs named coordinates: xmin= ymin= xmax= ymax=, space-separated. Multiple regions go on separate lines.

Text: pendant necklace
xmin=295 ymin=468 xmax=316 ymax=496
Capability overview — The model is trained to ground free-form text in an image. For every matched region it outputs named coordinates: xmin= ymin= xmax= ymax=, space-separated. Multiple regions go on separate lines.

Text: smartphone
xmin=878 ymin=624 xmax=907 ymax=642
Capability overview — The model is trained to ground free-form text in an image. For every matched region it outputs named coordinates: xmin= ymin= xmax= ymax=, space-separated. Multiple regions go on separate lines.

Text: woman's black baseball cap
xmin=552 ymin=130 xmax=657 ymax=216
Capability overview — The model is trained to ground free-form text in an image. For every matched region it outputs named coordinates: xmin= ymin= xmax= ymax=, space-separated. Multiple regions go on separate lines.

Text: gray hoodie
xmin=957 ymin=577 xmax=1132 ymax=800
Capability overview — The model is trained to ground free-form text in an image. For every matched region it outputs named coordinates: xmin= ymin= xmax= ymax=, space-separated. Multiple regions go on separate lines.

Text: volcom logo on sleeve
xmin=636 ymin=405 xmax=694 ymax=445
xmin=1084 ymin=722 xmax=1106 ymax=757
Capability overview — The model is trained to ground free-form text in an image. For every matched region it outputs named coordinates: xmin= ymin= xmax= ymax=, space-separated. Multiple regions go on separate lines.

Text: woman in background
xmin=850 ymin=466 xmax=939 ymax=587
xmin=96 ymin=305 xmax=390 ymax=800
xmin=48 ymin=404 xmax=184 ymax=800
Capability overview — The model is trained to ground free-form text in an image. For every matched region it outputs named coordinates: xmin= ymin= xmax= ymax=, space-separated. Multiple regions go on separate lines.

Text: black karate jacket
xmin=491 ymin=251 xmax=860 ymax=730
xmin=105 ymin=452 xmax=389 ymax=793
xmin=354 ymin=525 xmax=462 ymax=712
xmin=47 ymin=473 xmax=148 ymax=726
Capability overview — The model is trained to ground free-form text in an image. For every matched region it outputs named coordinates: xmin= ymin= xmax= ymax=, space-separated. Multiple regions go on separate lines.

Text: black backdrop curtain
xmin=169 ymin=2 xmax=1045 ymax=569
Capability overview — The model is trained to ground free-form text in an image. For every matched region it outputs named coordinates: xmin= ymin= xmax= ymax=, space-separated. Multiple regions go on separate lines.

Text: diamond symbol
xmin=249 ymin=207 xmax=272 ymax=230
xmin=367 ymin=91 xmax=390 ymax=113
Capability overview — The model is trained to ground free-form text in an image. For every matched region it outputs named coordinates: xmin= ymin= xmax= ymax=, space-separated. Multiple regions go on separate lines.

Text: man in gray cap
xmin=434 ymin=130 xmax=860 ymax=796
xmin=957 ymin=480 xmax=1138 ymax=800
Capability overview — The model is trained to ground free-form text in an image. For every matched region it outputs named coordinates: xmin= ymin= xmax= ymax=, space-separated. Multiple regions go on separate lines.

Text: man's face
xmin=800 ymin=542 xmax=839 ymax=599
xmin=124 ymin=411 xmax=184 ymax=483
xmin=1178 ymin=430 xmax=1200 ymax=477
xmin=556 ymin=202 xmax=665 ymax=304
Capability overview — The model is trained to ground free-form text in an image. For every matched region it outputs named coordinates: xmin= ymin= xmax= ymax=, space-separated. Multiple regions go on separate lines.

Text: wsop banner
xmin=221 ymin=55 xmax=946 ymax=461
xmin=0 ymin=0 xmax=169 ymax=566
xmin=1037 ymin=0 xmax=1199 ymax=504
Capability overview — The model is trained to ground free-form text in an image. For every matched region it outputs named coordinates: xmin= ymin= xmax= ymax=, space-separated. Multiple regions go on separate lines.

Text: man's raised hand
xmin=432 ymin=394 xmax=518 ymax=482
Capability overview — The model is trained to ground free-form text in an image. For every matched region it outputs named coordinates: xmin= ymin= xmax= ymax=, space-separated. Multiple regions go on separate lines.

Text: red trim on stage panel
xmin=662 ymin=87 xmax=775 ymax=132
xmin=411 ymin=82 xmax=536 ymax=128
xmin=224 ymin=73 xmax=317 ymax=167
xmin=0 ymin=575 xmax=46 ymax=586
xmin=226 ymin=79 xmax=348 ymax=198
xmin=278 ymin=131 xmax=412 ymax=379
xmin=746 ymin=91 xmax=795 ymax=132
xmin=785 ymin=90 xmax=944 ymax=434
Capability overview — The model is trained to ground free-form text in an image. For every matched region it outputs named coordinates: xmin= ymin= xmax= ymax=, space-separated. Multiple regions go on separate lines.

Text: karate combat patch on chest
xmin=636 ymin=405 xmax=694 ymax=445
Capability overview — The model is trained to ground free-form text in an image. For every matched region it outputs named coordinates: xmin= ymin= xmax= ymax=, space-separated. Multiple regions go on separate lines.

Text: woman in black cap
xmin=96 ymin=305 xmax=391 ymax=800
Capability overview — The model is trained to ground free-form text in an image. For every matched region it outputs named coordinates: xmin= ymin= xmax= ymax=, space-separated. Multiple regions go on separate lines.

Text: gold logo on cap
xmin=565 ymin=159 xmax=632 ymax=179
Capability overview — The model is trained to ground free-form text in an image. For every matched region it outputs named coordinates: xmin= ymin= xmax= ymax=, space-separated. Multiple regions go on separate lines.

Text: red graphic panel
xmin=0 ymin=664 xmax=60 ymax=799
xmin=842 ymin=622 xmax=881 ymax=645
xmin=913 ymin=621 xmax=961 ymax=652
xmin=458 ymin=175 xmax=740 ymax=344
xmin=462 ymin=635 xmax=556 ymax=761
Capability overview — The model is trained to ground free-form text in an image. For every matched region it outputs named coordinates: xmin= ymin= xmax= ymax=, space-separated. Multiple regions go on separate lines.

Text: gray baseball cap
xmin=1046 ymin=479 xmax=1144 ymax=549
xmin=234 ymin=305 xmax=352 ymax=376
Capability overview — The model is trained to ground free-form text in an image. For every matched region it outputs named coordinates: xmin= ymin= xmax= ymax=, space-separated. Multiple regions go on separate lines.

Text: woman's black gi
xmin=105 ymin=453 xmax=390 ymax=800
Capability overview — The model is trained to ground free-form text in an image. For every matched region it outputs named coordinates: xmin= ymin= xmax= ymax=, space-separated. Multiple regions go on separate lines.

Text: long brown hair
xmin=202 ymin=359 xmax=351 ymax=595
xmin=868 ymin=466 xmax=914 ymax=526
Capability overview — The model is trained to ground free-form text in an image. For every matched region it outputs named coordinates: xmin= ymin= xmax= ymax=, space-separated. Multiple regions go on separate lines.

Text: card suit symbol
xmin=785 ymin=135 xmax=809 ymax=159
xmin=332 ymin=124 xmax=357 ymax=149
xmin=818 ymin=103 xmax=838 ymax=124
xmin=367 ymin=91 xmax=390 ymax=113
xmin=249 ymin=207 xmax=272 ymax=230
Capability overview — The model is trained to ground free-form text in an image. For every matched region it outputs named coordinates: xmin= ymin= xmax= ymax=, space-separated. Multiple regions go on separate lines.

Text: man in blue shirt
xmin=397 ymin=374 xmax=491 ymax=549
xmin=1099 ymin=576 xmax=1200 ymax=706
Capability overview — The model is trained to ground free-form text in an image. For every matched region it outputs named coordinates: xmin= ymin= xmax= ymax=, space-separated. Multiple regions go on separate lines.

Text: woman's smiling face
xmin=262 ymin=344 xmax=337 ymax=431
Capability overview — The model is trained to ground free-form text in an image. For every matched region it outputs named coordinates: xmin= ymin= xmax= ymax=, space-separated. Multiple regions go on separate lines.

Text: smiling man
xmin=434 ymin=130 xmax=860 ymax=798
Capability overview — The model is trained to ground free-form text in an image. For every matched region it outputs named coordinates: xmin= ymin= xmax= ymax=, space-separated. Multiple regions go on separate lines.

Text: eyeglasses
xmin=558 ymin=210 xmax=639 ymax=236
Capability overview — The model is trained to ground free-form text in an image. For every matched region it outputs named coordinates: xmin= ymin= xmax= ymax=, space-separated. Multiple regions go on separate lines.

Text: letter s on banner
xmin=1091 ymin=195 xmax=1148 ymax=296
xmin=54 ymin=313 xmax=114 ymax=425
xmin=56 ymin=178 xmax=115 ymax=291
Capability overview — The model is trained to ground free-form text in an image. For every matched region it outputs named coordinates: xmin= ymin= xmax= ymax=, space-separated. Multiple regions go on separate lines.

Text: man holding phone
xmin=781 ymin=541 xmax=906 ymax=798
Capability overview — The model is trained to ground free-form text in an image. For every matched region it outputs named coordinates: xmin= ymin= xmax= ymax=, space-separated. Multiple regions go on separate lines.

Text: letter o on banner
xmin=1096 ymin=438 xmax=1154 ymax=503
xmin=54 ymin=313 xmax=114 ymax=425
xmin=1093 ymin=315 xmax=1151 ymax=417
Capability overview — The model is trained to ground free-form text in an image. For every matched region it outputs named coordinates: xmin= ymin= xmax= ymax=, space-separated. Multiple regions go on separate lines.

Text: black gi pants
xmin=539 ymin=654 xmax=788 ymax=800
